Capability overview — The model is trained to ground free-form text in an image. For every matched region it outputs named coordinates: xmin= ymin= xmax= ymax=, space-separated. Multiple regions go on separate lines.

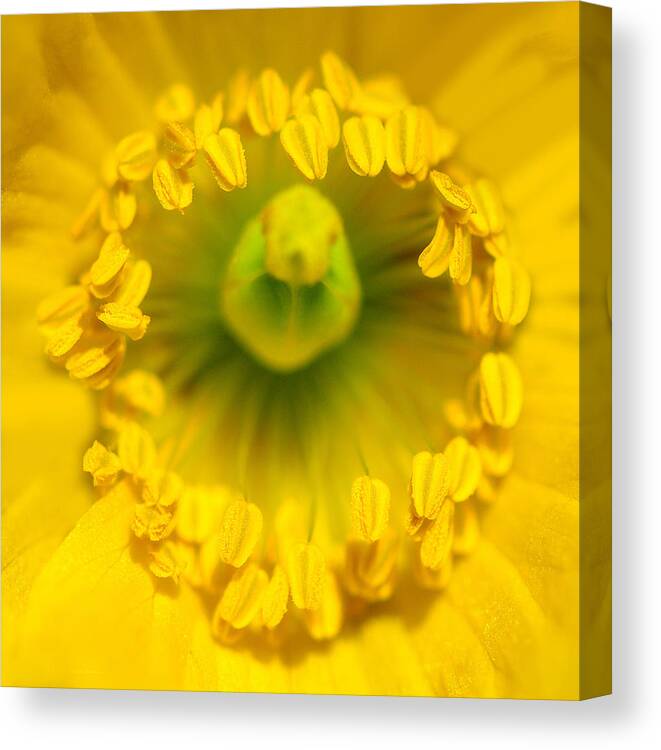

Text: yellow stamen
xmin=479 ymin=352 xmax=523 ymax=428
xmin=385 ymin=106 xmax=425 ymax=177
xmin=476 ymin=426 xmax=513 ymax=477
xmin=224 ymin=68 xmax=251 ymax=125
xmin=303 ymin=571 xmax=343 ymax=641
xmin=280 ymin=114 xmax=328 ymax=180
xmin=152 ymin=158 xmax=194 ymax=211
xmin=148 ymin=542 xmax=183 ymax=583
xmin=89 ymin=233 xmax=130 ymax=299
xmin=353 ymin=75 xmax=409 ymax=119
xmin=350 ymin=475 xmax=390 ymax=542
xmin=420 ymin=108 xmax=457 ymax=166
xmin=414 ymin=549 xmax=453 ymax=591
xmin=320 ymin=51 xmax=360 ymax=110
xmin=420 ymin=498 xmax=455 ymax=570
xmin=99 ymin=185 xmax=136 ymax=233
xmin=177 ymin=485 xmax=231 ymax=544
xmin=97 ymin=302 xmax=150 ymax=341
xmin=114 ymin=260 xmax=152 ymax=308
xmin=466 ymin=178 xmax=505 ymax=237
xmin=112 ymin=369 xmax=163 ymax=416
xmin=449 ymin=222 xmax=472 ymax=286
xmin=117 ymin=421 xmax=157 ymax=480
xmin=218 ymin=498 xmax=263 ymax=567
xmin=132 ymin=503 xmax=174 ymax=542
xmin=410 ymin=451 xmax=449 ymax=520
xmin=203 ymin=129 xmax=247 ymax=191
xmin=65 ymin=335 xmax=125 ymax=386
xmin=37 ymin=285 xmax=89 ymax=333
xmin=445 ymin=436 xmax=481 ymax=502
xmin=142 ymin=470 xmax=183 ymax=508
xmin=260 ymin=565 xmax=289 ymax=630
xmin=71 ymin=188 xmax=104 ymax=239
xmin=247 ymin=68 xmax=290 ymax=135
xmin=287 ymin=542 xmax=326 ymax=611
xmin=163 ymin=122 xmax=197 ymax=170
xmin=214 ymin=562 xmax=268 ymax=630
xmin=116 ymin=131 xmax=157 ymax=182
xmin=345 ymin=528 xmax=398 ymax=602
xmin=430 ymin=170 xmax=473 ymax=215
xmin=82 ymin=440 xmax=121 ymax=487
xmin=455 ymin=274 xmax=496 ymax=339
xmin=292 ymin=68 xmax=315 ymax=108
xmin=452 ymin=502 xmax=480 ymax=556
xmin=45 ymin=321 xmax=85 ymax=359
xmin=492 ymin=257 xmax=531 ymax=325
xmin=155 ymin=83 xmax=195 ymax=123
xmin=294 ymin=88 xmax=340 ymax=148
xmin=418 ymin=214 xmax=452 ymax=278
xmin=342 ymin=115 xmax=386 ymax=177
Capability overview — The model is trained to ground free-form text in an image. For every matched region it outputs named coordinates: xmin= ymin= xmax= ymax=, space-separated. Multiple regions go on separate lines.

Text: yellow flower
xmin=2 ymin=4 xmax=611 ymax=699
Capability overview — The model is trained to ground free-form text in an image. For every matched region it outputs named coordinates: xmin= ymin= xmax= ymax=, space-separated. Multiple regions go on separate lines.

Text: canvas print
xmin=1 ymin=2 xmax=612 ymax=698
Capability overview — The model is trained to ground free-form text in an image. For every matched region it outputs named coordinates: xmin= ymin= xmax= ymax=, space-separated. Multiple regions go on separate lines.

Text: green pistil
xmin=221 ymin=185 xmax=361 ymax=372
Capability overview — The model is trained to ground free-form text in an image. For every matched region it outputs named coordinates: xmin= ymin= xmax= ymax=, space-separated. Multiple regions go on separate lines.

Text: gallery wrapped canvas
xmin=1 ymin=2 xmax=611 ymax=699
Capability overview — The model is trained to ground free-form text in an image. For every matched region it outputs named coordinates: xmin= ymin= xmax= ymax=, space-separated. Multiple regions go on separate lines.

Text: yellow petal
xmin=247 ymin=68 xmax=290 ymax=135
xmin=218 ymin=498 xmax=263 ymax=567
xmin=280 ymin=114 xmax=328 ymax=180
xmin=203 ymin=129 xmax=247 ymax=191
xmin=350 ymin=475 xmax=390 ymax=542
xmin=477 ymin=426 xmax=514 ymax=478
xmin=152 ymin=158 xmax=194 ymax=211
xmin=342 ymin=115 xmax=386 ymax=177
xmin=479 ymin=352 xmax=523 ymax=428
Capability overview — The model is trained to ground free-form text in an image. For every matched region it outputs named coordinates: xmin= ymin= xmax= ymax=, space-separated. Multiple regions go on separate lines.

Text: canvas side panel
xmin=579 ymin=1 xmax=612 ymax=700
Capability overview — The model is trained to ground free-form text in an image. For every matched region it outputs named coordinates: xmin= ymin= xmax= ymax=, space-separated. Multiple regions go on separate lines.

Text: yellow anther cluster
xmin=38 ymin=233 xmax=151 ymax=390
xmin=406 ymin=436 xmax=484 ymax=586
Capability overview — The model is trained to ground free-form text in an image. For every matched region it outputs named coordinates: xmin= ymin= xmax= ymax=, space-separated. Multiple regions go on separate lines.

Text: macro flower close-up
xmin=1 ymin=3 xmax=611 ymax=698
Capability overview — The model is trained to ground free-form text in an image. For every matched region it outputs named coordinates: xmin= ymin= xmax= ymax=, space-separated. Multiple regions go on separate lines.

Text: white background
xmin=0 ymin=0 xmax=658 ymax=746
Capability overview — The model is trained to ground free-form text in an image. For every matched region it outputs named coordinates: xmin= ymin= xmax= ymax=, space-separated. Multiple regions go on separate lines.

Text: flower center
xmin=221 ymin=184 xmax=361 ymax=371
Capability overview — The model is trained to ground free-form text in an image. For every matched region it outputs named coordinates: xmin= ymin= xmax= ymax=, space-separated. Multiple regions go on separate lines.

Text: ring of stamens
xmin=38 ymin=51 xmax=531 ymax=647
